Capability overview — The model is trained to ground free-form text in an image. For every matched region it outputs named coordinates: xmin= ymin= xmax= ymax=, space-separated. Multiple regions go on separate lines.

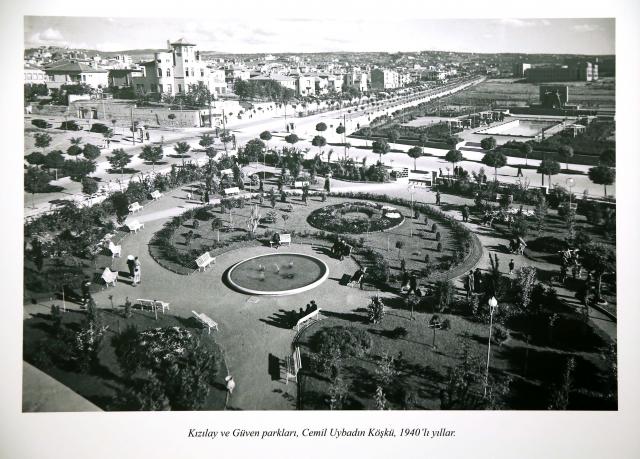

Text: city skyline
xmin=25 ymin=17 xmax=615 ymax=55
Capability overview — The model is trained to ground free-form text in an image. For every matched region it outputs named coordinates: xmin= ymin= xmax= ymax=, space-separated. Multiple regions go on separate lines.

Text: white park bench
xmin=136 ymin=298 xmax=170 ymax=314
xmin=270 ymin=233 xmax=291 ymax=247
xmin=101 ymin=267 xmax=118 ymax=287
xmin=108 ymin=241 xmax=121 ymax=258
xmin=294 ymin=181 xmax=309 ymax=189
xmin=128 ymin=202 xmax=143 ymax=213
xmin=195 ymin=252 xmax=216 ymax=272
xmin=223 ymin=187 xmax=240 ymax=196
xmin=192 ymin=311 xmax=219 ymax=334
xmin=150 ymin=190 xmax=163 ymax=200
xmin=220 ymin=168 xmax=233 ymax=177
xmin=210 ymin=198 xmax=221 ymax=206
xmin=294 ymin=307 xmax=322 ymax=332
xmin=126 ymin=219 xmax=144 ymax=233
xmin=285 ymin=347 xmax=302 ymax=385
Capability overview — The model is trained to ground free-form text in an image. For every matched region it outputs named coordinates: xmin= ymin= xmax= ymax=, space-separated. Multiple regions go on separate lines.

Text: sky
xmin=24 ymin=17 xmax=615 ymax=55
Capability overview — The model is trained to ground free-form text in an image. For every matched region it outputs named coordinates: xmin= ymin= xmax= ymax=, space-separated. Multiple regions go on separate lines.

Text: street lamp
xmin=407 ymin=183 xmax=416 ymax=237
xmin=484 ymin=296 xmax=499 ymax=397
xmin=566 ymin=177 xmax=575 ymax=208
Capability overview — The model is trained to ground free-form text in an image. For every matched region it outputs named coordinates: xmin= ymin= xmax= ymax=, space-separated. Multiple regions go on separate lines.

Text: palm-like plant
xmin=173 ymin=141 xmax=191 ymax=168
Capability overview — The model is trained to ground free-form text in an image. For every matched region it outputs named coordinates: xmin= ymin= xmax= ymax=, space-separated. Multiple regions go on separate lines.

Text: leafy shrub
xmin=492 ymin=324 xmax=510 ymax=345
xmin=192 ymin=220 xmax=200 ymax=229
xmin=435 ymin=232 xmax=441 ymax=241
xmin=432 ymin=223 xmax=438 ymax=232
xmin=437 ymin=242 xmax=443 ymax=252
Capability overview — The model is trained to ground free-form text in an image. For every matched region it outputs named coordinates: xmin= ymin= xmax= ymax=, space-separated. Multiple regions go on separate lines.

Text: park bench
xmin=294 ymin=181 xmax=309 ymax=189
xmin=126 ymin=219 xmax=144 ymax=233
xmin=285 ymin=347 xmax=302 ymax=385
xmin=223 ymin=187 xmax=240 ymax=196
xmin=192 ymin=311 xmax=219 ymax=334
xmin=294 ymin=308 xmax=322 ymax=332
xmin=136 ymin=299 xmax=170 ymax=314
xmin=270 ymin=233 xmax=291 ymax=247
xmin=101 ymin=267 xmax=118 ymax=287
xmin=128 ymin=202 xmax=143 ymax=213
xmin=209 ymin=198 xmax=221 ymax=206
xmin=220 ymin=168 xmax=233 ymax=177
xmin=195 ymin=252 xmax=216 ymax=272
xmin=150 ymin=190 xmax=163 ymax=200
xmin=108 ymin=241 xmax=121 ymax=259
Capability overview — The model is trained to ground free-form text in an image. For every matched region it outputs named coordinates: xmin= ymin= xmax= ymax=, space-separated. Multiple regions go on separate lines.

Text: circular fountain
xmin=226 ymin=253 xmax=330 ymax=296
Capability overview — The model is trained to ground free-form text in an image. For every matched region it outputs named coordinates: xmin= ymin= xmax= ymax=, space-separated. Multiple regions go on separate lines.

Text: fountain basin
xmin=226 ymin=253 xmax=330 ymax=296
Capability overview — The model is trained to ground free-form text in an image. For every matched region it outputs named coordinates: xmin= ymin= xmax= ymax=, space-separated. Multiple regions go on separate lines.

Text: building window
xmin=167 ymin=84 xmax=172 ymax=93
xmin=159 ymin=84 xmax=163 ymax=93
xmin=200 ymin=69 xmax=205 ymax=77
xmin=166 ymin=69 xmax=171 ymax=77
xmin=82 ymin=75 xmax=86 ymax=81
xmin=157 ymin=68 xmax=162 ymax=78
xmin=185 ymin=69 xmax=189 ymax=77
xmin=178 ymin=84 xmax=182 ymax=93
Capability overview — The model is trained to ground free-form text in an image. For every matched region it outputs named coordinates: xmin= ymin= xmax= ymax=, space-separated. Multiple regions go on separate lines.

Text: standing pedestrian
xmin=517 ymin=166 xmax=523 ymax=177
xmin=468 ymin=270 xmax=475 ymax=294
xmin=509 ymin=258 xmax=515 ymax=275
xmin=133 ymin=257 xmax=141 ymax=286
xmin=145 ymin=131 xmax=150 ymax=141
xmin=462 ymin=205 xmax=469 ymax=223
xmin=126 ymin=255 xmax=135 ymax=279
xmin=400 ymin=258 xmax=406 ymax=273
xmin=436 ymin=191 xmax=441 ymax=206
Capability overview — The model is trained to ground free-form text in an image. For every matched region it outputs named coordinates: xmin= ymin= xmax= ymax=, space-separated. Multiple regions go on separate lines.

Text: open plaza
xmin=22 ymin=29 xmax=618 ymax=413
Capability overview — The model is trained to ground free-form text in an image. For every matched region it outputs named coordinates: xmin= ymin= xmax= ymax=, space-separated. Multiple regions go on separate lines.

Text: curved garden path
xmin=89 ymin=191 xmax=378 ymax=410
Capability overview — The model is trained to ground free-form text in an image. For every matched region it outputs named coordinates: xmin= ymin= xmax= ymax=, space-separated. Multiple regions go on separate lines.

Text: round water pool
xmin=226 ymin=253 xmax=330 ymax=296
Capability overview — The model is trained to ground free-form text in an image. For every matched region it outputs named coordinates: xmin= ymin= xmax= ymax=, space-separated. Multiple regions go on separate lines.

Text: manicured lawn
xmin=23 ymin=307 xmax=228 ymax=411
xmin=297 ymin=295 xmax=615 ymax=410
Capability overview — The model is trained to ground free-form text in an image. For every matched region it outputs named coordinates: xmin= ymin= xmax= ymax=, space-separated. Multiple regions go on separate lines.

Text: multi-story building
xmin=24 ymin=64 xmax=48 ymax=84
xmin=525 ymin=61 xmax=598 ymax=82
xmin=343 ymin=70 xmax=368 ymax=93
xmin=132 ymin=38 xmax=227 ymax=97
xmin=249 ymin=74 xmax=297 ymax=92
xmin=296 ymin=75 xmax=316 ymax=96
xmin=44 ymin=60 xmax=109 ymax=89
xmin=370 ymin=68 xmax=400 ymax=89
xmin=108 ymin=68 xmax=145 ymax=89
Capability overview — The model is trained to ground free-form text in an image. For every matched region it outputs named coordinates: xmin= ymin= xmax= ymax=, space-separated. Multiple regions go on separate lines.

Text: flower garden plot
xmin=307 ymin=202 xmax=405 ymax=234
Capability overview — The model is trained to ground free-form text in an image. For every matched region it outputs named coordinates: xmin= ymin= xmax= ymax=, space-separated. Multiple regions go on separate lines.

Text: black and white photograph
xmin=3 ymin=1 xmax=640 ymax=458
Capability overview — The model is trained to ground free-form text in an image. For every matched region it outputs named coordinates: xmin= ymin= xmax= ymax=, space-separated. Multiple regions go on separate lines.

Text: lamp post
xmin=566 ymin=177 xmax=575 ymax=208
xmin=484 ymin=296 xmax=498 ymax=397
xmin=407 ymin=183 xmax=416 ymax=238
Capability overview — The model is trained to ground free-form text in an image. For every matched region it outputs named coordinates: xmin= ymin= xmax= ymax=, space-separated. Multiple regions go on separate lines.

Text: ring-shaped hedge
xmin=306 ymin=201 xmax=405 ymax=234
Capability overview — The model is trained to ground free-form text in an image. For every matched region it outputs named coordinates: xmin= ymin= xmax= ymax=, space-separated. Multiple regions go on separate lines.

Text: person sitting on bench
xmin=271 ymin=232 xmax=281 ymax=249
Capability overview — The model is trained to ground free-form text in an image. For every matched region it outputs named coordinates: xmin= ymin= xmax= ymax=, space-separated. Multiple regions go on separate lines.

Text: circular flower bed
xmin=307 ymin=202 xmax=405 ymax=234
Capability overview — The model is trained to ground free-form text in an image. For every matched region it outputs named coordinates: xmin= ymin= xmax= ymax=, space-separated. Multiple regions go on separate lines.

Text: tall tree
xmin=139 ymin=145 xmax=164 ymax=172
xmin=24 ymin=167 xmax=51 ymax=208
xmin=537 ymin=159 xmax=561 ymax=187
xmin=285 ymin=133 xmax=300 ymax=146
xmin=33 ymin=132 xmax=52 ymax=154
xmin=108 ymin=148 xmax=132 ymax=180
xmin=445 ymin=149 xmax=464 ymax=174
xmin=580 ymin=242 xmax=615 ymax=303
xmin=407 ymin=146 xmax=423 ymax=171
xmin=558 ymin=145 xmax=574 ymax=171
xmin=372 ymin=139 xmax=391 ymax=164
xmin=588 ymin=165 xmax=615 ymax=197
xmin=83 ymin=143 xmax=101 ymax=161
xmin=312 ymin=135 xmax=327 ymax=157
xmin=481 ymin=150 xmax=507 ymax=182
xmin=173 ymin=141 xmax=191 ymax=168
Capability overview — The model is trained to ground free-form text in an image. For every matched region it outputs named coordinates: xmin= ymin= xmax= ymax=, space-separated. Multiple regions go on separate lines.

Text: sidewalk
xmin=22 ymin=362 xmax=101 ymax=412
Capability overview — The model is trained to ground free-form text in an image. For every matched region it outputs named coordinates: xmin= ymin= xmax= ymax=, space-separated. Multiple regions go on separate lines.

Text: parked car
xmin=60 ymin=121 xmax=83 ymax=131
xmin=90 ymin=123 xmax=110 ymax=134
xmin=31 ymin=119 xmax=52 ymax=129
